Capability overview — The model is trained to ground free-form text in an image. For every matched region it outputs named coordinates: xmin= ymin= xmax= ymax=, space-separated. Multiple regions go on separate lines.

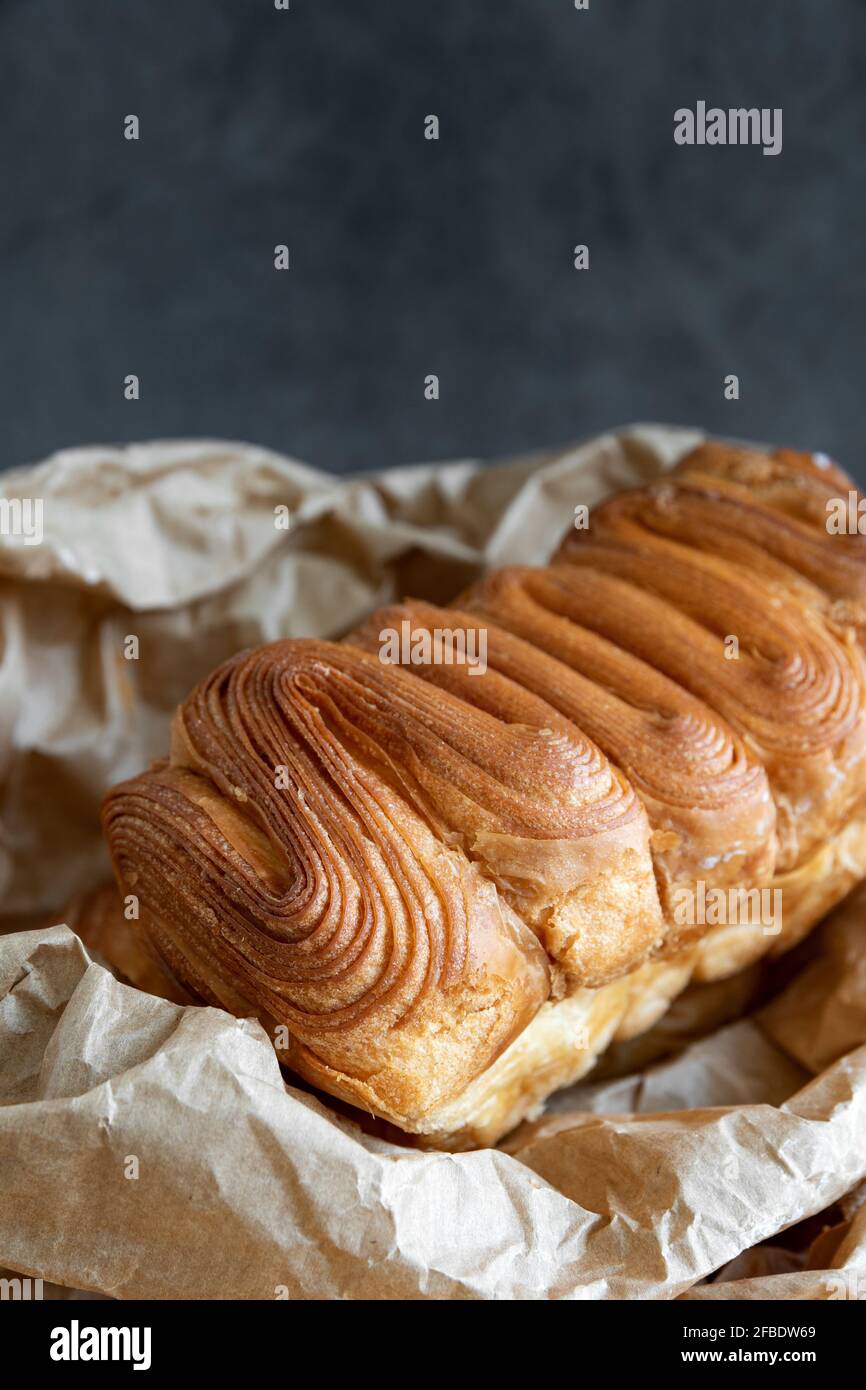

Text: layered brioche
xmin=101 ymin=442 xmax=866 ymax=1146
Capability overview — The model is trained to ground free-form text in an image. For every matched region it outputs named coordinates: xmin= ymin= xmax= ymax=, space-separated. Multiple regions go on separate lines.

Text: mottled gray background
xmin=1 ymin=0 xmax=864 ymax=477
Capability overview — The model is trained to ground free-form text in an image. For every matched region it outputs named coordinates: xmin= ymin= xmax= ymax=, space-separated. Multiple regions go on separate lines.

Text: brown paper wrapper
xmin=2 ymin=424 xmax=865 ymax=1300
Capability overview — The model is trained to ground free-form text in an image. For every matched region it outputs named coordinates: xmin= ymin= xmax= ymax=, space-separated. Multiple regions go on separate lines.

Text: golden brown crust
xmin=549 ymin=543 xmax=866 ymax=871
xmin=449 ymin=575 xmax=776 ymax=941
xmin=589 ymin=443 xmax=866 ymax=645
xmin=675 ymin=441 xmax=859 ymax=521
xmin=347 ymin=602 xmax=665 ymax=983
xmin=84 ymin=791 xmax=866 ymax=1151
xmin=406 ymin=807 xmax=866 ymax=1149
xmin=103 ymin=644 xmax=553 ymax=1127
xmin=670 ymin=443 xmax=866 ymax=647
xmin=100 ymin=438 xmax=866 ymax=1144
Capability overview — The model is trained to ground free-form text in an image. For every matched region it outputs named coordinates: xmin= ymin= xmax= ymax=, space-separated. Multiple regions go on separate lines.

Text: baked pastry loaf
xmin=102 ymin=441 xmax=866 ymax=1147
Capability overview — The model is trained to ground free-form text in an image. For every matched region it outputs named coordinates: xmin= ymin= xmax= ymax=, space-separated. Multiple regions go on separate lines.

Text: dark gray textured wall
xmin=0 ymin=0 xmax=864 ymax=477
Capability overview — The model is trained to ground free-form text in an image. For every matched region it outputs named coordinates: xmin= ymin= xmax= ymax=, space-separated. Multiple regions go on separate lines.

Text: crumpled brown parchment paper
xmin=1 ymin=424 xmax=865 ymax=1300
